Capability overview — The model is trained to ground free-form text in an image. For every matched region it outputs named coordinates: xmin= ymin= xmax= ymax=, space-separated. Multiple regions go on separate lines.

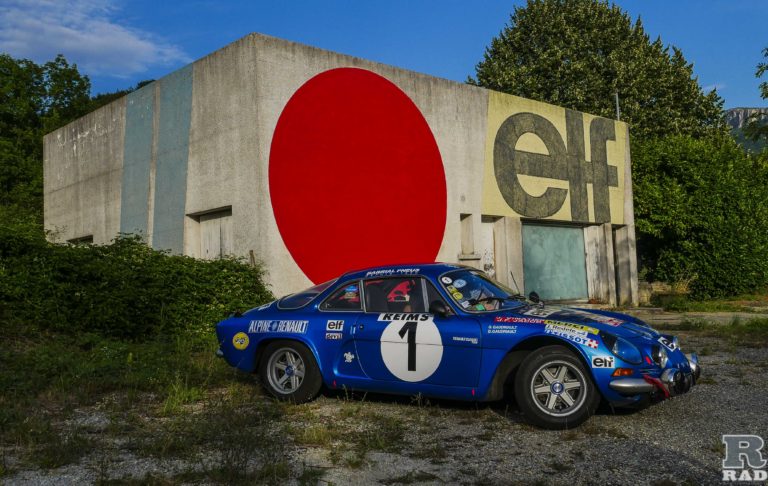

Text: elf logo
xmin=326 ymin=320 xmax=344 ymax=331
xmin=591 ymin=356 xmax=615 ymax=368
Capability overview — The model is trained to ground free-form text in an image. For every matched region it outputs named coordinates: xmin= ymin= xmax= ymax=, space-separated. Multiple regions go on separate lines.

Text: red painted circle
xmin=269 ymin=68 xmax=447 ymax=284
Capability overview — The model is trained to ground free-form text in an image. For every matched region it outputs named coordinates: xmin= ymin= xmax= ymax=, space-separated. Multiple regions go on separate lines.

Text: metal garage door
xmin=522 ymin=224 xmax=588 ymax=301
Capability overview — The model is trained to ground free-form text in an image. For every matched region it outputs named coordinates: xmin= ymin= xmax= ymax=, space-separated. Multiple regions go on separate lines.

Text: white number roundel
xmin=380 ymin=316 xmax=443 ymax=382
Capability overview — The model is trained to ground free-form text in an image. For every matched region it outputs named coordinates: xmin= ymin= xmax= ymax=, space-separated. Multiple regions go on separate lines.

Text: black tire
xmin=258 ymin=340 xmax=322 ymax=404
xmin=514 ymin=345 xmax=600 ymax=429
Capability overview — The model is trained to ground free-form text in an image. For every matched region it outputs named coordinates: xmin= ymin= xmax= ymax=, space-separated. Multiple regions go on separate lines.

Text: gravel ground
xmin=4 ymin=331 xmax=768 ymax=485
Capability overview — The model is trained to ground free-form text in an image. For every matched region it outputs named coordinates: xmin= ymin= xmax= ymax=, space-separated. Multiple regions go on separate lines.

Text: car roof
xmin=338 ymin=262 xmax=472 ymax=281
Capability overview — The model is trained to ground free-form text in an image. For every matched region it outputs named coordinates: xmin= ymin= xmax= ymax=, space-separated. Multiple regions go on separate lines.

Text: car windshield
xmin=439 ymin=269 xmax=525 ymax=312
xmin=278 ymin=279 xmax=337 ymax=309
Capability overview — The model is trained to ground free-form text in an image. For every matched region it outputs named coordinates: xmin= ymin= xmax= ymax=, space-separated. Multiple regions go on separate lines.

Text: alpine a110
xmin=216 ymin=263 xmax=700 ymax=428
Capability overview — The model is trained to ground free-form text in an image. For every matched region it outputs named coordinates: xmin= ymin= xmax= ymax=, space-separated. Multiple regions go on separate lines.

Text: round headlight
xmin=610 ymin=335 xmax=643 ymax=365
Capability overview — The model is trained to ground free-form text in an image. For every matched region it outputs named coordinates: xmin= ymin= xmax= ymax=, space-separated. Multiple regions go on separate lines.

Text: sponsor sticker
xmin=488 ymin=324 xmax=517 ymax=334
xmin=325 ymin=332 xmax=342 ymax=340
xmin=248 ymin=320 xmax=309 ymax=334
xmin=441 ymin=276 xmax=453 ymax=284
xmin=544 ymin=320 xmax=598 ymax=336
xmin=378 ymin=313 xmax=431 ymax=322
xmin=453 ymin=279 xmax=467 ymax=288
xmin=365 ymin=268 xmax=420 ymax=277
xmin=658 ymin=336 xmax=677 ymax=351
xmin=452 ymin=292 xmax=464 ymax=300
xmin=591 ymin=356 xmax=615 ymax=368
xmin=326 ymin=320 xmax=344 ymax=331
xmin=545 ymin=325 xmax=598 ymax=348
xmin=232 ymin=332 xmax=249 ymax=350
xmin=344 ymin=351 xmax=355 ymax=363
xmin=545 ymin=324 xmax=589 ymax=339
xmin=494 ymin=316 xmax=544 ymax=324
xmin=568 ymin=309 xmax=624 ymax=326
xmin=453 ymin=336 xmax=479 ymax=344
xmin=523 ymin=307 xmax=558 ymax=317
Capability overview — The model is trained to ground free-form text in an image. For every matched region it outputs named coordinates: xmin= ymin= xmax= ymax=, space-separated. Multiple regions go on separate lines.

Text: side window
xmin=364 ymin=277 xmax=426 ymax=313
xmin=425 ymin=280 xmax=454 ymax=315
xmin=320 ymin=282 xmax=361 ymax=311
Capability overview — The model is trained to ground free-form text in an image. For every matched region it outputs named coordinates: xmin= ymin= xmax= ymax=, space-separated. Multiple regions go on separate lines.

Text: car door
xmin=352 ymin=276 xmax=482 ymax=387
xmin=316 ymin=280 xmax=368 ymax=381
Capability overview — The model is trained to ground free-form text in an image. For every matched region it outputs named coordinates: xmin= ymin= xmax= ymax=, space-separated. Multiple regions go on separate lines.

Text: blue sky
xmin=1 ymin=1 xmax=765 ymax=108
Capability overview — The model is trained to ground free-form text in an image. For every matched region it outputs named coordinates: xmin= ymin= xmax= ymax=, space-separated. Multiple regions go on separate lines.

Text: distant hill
xmin=726 ymin=107 xmax=768 ymax=153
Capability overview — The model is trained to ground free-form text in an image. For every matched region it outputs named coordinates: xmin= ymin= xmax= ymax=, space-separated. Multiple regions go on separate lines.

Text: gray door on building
xmin=200 ymin=209 xmax=233 ymax=259
xmin=522 ymin=224 xmax=588 ymax=301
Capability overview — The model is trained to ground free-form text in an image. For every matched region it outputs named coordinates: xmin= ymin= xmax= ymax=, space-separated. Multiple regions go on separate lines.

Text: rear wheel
xmin=259 ymin=341 xmax=322 ymax=403
xmin=514 ymin=345 xmax=600 ymax=429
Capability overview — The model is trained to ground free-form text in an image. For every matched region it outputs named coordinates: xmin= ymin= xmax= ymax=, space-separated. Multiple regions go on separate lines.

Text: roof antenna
xmin=509 ymin=271 xmax=522 ymax=298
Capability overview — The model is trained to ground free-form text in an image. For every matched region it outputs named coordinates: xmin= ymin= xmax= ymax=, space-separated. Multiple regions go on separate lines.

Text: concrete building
xmin=43 ymin=33 xmax=638 ymax=305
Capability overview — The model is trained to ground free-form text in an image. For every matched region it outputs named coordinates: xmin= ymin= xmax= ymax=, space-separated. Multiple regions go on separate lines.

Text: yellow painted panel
xmin=482 ymin=91 xmax=628 ymax=225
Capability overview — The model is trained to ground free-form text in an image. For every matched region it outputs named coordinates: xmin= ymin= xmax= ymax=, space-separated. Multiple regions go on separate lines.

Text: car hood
xmin=511 ymin=305 xmax=660 ymax=341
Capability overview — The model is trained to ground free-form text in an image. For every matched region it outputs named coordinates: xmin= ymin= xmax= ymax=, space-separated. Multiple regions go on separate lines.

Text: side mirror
xmin=528 ymin=291 xmax=540 ymax=304
xmin=429 ymin=300 xmax=450 ymax=317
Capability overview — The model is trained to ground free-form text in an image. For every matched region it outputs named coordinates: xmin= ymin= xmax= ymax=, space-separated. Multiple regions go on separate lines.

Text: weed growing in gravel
xmin=381 ymin=470 xmax=440 ymax=484
xmin=160 ymin=372 xmax=205 ymax=416
xmin=410 ymin=441 xmax=448 ymax=462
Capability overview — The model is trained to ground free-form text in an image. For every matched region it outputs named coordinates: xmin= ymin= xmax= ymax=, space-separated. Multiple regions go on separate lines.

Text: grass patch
xmin=659 ymin=317 xmax=768 ymax=347
xmin=381 ymin=470 xmax=440 ymax=484
xmin=653 ymin=292 xmax=768 ymax=313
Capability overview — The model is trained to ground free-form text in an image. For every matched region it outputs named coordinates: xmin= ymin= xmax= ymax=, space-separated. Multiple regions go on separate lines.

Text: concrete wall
xmin=44 ymin=99 xmax=126 ymax=244
xmin=43 ymin=32 xmax=638 ymax=304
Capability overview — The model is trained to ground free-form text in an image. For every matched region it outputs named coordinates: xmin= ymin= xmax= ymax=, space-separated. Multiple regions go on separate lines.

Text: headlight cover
xmin=600 ymin=332 xmax=643 ymax=365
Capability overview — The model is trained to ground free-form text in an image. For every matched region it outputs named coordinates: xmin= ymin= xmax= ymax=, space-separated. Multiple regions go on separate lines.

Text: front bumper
xmin=609 ymin=353 xmax=701 ymax=398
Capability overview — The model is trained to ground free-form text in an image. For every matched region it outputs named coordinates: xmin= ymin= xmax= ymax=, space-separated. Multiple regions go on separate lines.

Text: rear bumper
xmin=609 ymin=353 xmax=701 ymax=398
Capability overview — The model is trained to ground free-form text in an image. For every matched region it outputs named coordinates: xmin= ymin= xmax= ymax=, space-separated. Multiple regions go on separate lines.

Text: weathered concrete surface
xmin=43 ymin=32 xmax=638 ymax=302
xmin=44 ymin=99 xmax=126 ymax=244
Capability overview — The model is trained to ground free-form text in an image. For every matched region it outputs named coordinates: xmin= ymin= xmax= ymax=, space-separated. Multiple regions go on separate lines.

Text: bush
xmin=633 ymin=135 xmax=768 ymax=298
xmin=0 ymin=208 xmax=273 ymax=340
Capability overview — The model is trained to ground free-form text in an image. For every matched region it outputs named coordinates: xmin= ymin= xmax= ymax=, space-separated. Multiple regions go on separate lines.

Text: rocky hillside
xmin=726 ymin=107 xmax=768 ymax=129
xmin=726 ymin=107 xmax=767 ymax=152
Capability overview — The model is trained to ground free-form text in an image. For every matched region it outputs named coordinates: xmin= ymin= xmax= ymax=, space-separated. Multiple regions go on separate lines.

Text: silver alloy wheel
xmin=266 ymin=347 xmax=306 ymax=395
xmin=530 ymin=360 xmax=586 ymax=417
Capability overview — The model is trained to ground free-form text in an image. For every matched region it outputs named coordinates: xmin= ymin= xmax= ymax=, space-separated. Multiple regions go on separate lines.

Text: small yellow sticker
xmin=452 ymin=292 xmax=464 ymax=300
xmin=232 ymin=332 xmax=249 ymax=350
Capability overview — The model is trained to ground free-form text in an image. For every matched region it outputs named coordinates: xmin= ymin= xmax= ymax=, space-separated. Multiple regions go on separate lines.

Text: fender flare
xmin=482 ymin=335 xmax=595 ymax=401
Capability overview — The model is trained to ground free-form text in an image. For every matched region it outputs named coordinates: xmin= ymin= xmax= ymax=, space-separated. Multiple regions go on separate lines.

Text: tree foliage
xmin=745 ymin=47 xmax=768 ymax=143
xmin=0 ymin=54 xmax=91 ymax=211
xmin=632 ymin=135 xmax=768 ymax=297
xmin=469 ymin=0 xmax=768 ymax=297
xmin=470 ymin=0 xmax=724 ymax=141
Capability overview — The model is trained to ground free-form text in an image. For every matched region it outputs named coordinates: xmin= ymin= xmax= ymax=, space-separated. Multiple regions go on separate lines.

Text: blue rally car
xmin=216 ymin=263 xmax=700 ymax=429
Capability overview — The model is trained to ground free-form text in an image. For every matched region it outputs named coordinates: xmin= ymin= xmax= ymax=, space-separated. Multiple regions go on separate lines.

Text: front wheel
xmin=514 ymin=345 xmax=600 ymax=429
xmin=259 ymin=340 xmax=322 ymax=403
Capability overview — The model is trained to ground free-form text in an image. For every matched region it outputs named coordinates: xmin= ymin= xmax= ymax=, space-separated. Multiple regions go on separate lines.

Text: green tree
xmin=0 ymin=54 xmax=92 ymax=211
xmin=470 ymin=0 xmax=724 ymax=140
xmin=745 ymin=47 xmax=768 ymax=143
xmin=633 ymin=135 xmax=768 ymax=297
